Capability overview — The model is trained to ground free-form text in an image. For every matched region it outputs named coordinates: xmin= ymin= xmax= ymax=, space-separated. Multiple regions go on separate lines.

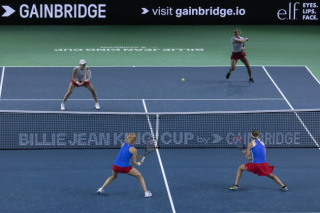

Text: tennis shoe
xmin=95 ymin=103 xmax=100 ymax=110
xmin=226 ymin=72 xmax=231 ymax=79
xmin=145 ymin=191 xmax=152 ymax=198
xmin=97 ymin=188 xmax=104 ymax=195
xmin=229 ymin=184 xmax=238 ymax=191
xmin=249 ymin=78 xmax=254 ymax=83
xmin=61 ymin=103 xmax=65 ymax=111
xmin=281 ymin=185 xmax=288 ymax=192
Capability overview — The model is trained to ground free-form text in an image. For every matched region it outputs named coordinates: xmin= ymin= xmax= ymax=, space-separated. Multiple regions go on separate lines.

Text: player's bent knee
xmin=239 ymin=164 xmax=246 ymax=170
xmin=267 ymin=174 xmax=274 ymax=178
xmin=135 ymin=173 xmax=142 ymax=179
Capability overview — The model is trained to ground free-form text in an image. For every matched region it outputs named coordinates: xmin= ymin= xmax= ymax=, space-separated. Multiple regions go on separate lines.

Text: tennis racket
xmin=77 ymin=70 xmax=91 ymax=86
xmin=231 ymin=136 xmax=245 ymax=151
xmin=84 ymin=70 xmax=91 ymax=82
xmin=141 ymin=138 xmax=158 ymax=162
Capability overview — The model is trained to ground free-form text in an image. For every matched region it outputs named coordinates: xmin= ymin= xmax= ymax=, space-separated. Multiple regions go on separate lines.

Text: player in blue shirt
xmin=97 ymin=133 xmax=152 ymax=197
xmin=230 ymin=130 xmax=288 ymax=191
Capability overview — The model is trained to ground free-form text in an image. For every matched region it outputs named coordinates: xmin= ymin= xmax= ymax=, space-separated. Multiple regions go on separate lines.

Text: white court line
xmin=142 ymin=99 xmax=176 ymax=213
xmin=0 ymin=67 xmax=5 ymax=99
xmin=2 ymin=65 xmax=308 ymax=67
xmin=305 ymin=66 xmax=320 ymax=85
xmin=263 ymin=66 xmax=320 ymax=150
xmin=0 ymin=98 xmax=284 ymax=101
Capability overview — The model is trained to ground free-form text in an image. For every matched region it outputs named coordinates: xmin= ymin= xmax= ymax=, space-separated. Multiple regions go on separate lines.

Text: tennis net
xmin=0 ymin=109 xmax=319 ymax=149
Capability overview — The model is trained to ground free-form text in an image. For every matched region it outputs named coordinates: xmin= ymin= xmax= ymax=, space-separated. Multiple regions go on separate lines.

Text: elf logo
xmin=277 ymin=2 xmax=300 ymax=20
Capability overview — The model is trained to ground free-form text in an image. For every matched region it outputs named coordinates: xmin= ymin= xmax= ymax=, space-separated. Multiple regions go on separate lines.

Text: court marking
xmin=142 ymin=99 xmax=176 ymax=213
xmin=0 ymin=98 xmax=284 ymax=101
xmin=263 ymin=66 xmax=320 ymax=149
xmin=305 ymin=65 xmax=320 ymax=85
xmin=0 ymin=67 xmax=5 ymax=99
xmin=0 ymin=65 xmax=309 ymax=67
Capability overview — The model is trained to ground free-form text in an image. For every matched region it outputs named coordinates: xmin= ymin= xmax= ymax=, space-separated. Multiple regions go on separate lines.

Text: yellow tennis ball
xmin=181 ymin=78 xmax=185 ymax=81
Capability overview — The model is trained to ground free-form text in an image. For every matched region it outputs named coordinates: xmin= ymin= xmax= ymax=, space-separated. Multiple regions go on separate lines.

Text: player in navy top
xmin=230 ymin=130 xmax=288 ymax=191
xmin=226 ymin=28 xmax=254 ymax=83
xmin=97 ymin=133 xmax=152 ymax=197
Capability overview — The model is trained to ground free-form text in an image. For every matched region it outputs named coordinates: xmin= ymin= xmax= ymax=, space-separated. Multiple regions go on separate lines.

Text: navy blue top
xmin=251 ymin=140 xmax=267 ymax=163
xmin=113 ymin=142 xmax=134 ymax=167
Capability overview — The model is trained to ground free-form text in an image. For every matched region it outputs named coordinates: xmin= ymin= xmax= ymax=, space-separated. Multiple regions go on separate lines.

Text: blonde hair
xmin=251 ymin=130 xmax=260 ymax=138
xmin=126 ymin=133 xmax=137 ymax=144
xmin=234 ymin=28 xmax=242 ymax=34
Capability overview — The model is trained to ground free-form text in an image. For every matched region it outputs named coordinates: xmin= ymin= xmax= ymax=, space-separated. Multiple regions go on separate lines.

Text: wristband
xmin=138 ymin=162 xmax=141 ymax=166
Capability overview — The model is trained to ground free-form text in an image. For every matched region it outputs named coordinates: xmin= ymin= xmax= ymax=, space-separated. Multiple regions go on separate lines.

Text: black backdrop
xmin=0 ymin=0 xmax=318 ymax=25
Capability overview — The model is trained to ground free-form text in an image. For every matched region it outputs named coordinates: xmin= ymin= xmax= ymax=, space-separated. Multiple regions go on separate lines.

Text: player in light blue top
xmin=230 ymin=130 xmax=288 ymax=191
xmin=97 ymin=133 xmax=152 ymax=198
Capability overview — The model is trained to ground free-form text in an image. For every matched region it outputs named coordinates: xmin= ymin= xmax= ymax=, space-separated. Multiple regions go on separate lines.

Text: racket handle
xmin=141 ymin=156 xmax=145 ymax=162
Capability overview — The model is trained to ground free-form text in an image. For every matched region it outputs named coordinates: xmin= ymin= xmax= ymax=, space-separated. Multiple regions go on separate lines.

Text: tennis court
xmin=1 ymin=24 xmax=320 ymax=212
xmin=1 ymin=63 xmax=320 ymax=212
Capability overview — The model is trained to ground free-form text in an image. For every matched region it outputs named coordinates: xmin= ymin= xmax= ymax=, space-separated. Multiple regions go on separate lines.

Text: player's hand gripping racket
xmin=141 ymin=138 xmax=157 ymax=162
xmin=231 ymin=136 xmax=245 ymax=151
xmin=78 ymin=70 xmax=91 ymax=86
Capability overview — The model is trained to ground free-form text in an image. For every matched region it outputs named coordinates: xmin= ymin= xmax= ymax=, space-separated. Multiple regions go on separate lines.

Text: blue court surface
xmin=0 ymin=66 xmax=320 ymax=212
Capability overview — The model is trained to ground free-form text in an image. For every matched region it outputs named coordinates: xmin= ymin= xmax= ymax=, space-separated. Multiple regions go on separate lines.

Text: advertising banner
xmin=0 ymin=1 xmax=318 ymax=26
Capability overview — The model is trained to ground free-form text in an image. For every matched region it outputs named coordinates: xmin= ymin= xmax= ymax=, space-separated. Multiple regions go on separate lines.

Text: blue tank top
xmin=251 ymin=140 xmax=267 ymax=163
xmin=113 ymin=143 xmax=134 ymax=167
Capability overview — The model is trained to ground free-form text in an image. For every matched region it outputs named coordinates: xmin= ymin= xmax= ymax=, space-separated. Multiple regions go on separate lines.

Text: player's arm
xmin=72 ymin=67 xmax=81 ymax=85
xmin=130 ymin=147 xmax=143 ymax=166
xmin=243 ymin=142 xmax=253 ymax=160
xmin=234 ymin=38 xmax=249 ymax=43
xmin=72 ymin=67 xmax=77 ymax=82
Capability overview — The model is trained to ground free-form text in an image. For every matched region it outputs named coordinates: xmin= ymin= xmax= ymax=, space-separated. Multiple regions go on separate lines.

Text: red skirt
xmin=231 ymin=51 xmax=246 ymax=61
xmin=112 ymin=165 xmax=132 ymax=173
xmin=70 ymin=79 xmax=91 ymax=87
xmin=245 ymin=162 xmax=274 ymax=176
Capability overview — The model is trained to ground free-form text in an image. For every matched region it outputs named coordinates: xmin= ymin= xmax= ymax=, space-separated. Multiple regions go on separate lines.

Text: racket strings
xmin=232 ymin=136 xmax=245 ymax=150
xmin=145 ymin=139 xmax=157 ymax=153
xmin=85 ymin=70 xmax=91 ymax=81
xmin=234 ymin=141 xmax=243 ymax=148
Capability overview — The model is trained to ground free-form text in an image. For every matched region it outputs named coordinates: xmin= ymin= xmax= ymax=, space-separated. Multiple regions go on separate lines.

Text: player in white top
xmin=226 ymin=28 xmax=254 ymax=83
xmin=61 ymin=59 xmax=100 ymax=110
